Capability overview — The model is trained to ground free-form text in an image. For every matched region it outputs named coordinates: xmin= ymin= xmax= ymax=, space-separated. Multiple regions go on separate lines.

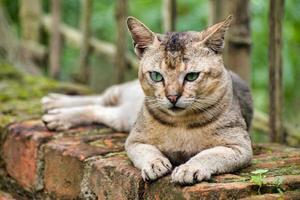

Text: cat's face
xmin=127 ymin=16 xmax=232 ymax=115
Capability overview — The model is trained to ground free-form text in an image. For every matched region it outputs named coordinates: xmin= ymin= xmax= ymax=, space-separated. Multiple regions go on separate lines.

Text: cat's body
xmin=42 ymin=16 xmax=253 ymax=185
xmin=42 ymin=80 xmax=143 ymax=132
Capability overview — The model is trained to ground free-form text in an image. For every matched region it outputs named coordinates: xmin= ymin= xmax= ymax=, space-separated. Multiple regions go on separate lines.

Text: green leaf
xmin=250 ymin=175 xmax=263 ymax=186
xmin=251 ymin=169 xmax=269 ymax=175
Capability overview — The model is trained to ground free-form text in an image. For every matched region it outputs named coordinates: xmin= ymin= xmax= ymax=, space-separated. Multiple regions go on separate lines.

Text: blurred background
xmin=0 ymin=0 xmax=299 ymax=145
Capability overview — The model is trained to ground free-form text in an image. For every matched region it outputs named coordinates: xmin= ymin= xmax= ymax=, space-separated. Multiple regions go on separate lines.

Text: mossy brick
xmin=143 ymin=174 xmax=300 ymax=199
xmin=240 ymin=146 xmax=300 ymax=173
xmin=90 ymin=155 xmax=253 ymax=200
xmin=43 ymin=131 xmax=126 ymax=199
xmin=89 ymin=144 xmax=300 ymax=200
xmin=240 ymin=190 xmax=300 ymax=200
xmin=2 ymin=120 xmax=54 ymax=191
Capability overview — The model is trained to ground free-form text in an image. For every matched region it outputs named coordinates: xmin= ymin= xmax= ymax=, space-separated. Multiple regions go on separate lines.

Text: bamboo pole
xmin=208 ymin=0 xmax=251 ymax=83
xmin=269 ymin=0 xmax=285 ymax=143
xmin=0 ymin=5 xmax=41 ymax=75
xmin=162 ymin=0 xmax=176 ymax=32
xmin=208 ymin=0 xmax=224 ymax=25
xmin=19 ymin=0 xmax=42 ymax=42
xmin=115 ymin=0 xmax=128 ymax=83
xmin=252 ymin=109 xmax=300 ymax=144
xmin=19 ymin=0 xmax=44 ymax=72
xmin=78 ymin=0 xmax=93 ymax=84
xmin=49 ymin=0 xmax=62 ymax=79
xmin=41 ymin=15 xmax=138 ymax=69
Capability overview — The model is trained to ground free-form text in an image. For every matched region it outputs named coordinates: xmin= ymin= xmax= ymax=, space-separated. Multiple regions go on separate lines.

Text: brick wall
xmin=1 ymin=120 xmax=300 ymax=199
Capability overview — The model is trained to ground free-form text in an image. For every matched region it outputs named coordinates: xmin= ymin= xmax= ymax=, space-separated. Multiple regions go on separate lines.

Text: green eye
xmin=150 ymin=71 xmax=163 ymax=82
xmin=185 ymin=72 xmax=200 ymax=82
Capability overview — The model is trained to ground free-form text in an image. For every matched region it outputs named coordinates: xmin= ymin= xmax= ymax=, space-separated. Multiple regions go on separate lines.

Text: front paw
xmin=171 ymin=164 xmax=211 ymax=185
xmin=42 ymin=109 xmax=74 ymax=131
xmin=142 ymin=157 xmax=172 ymax=182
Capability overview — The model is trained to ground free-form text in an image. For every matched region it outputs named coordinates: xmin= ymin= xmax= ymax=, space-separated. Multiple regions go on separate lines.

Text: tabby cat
xmin=42 ymin=15 xmax=253 ymax=185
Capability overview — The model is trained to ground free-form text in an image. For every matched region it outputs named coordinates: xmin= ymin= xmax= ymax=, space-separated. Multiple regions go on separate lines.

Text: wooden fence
xmin=17 ymin=0 xmax=293 ymax=144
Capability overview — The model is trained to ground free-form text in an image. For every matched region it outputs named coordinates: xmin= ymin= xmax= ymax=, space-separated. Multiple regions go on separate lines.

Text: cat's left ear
xmin=199 ymin=15 xmax=233 ymax=53
xmin=127 ymin=17 xmax=159 ymax=59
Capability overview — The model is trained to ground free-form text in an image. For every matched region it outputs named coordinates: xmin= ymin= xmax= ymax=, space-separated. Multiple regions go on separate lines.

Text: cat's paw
xmin=141 ymin=157 xmax=172 ymax=182
xmin=41 ymin=93 xmax=70 ymax=112
xmin=171 ymin=164 xmax=211 ymax=185
xmin=42 ymin=108 xmax=77 ymax=131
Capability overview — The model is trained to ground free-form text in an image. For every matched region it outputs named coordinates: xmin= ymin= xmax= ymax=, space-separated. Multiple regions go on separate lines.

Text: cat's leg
xmin=171 ymin=131 xmax=252 ymax=184
xmin=41 ymin=84 xmax=123 ymax=112
xmin=42 ymin=105 xmax=132 ymax=132
xmin=125 ymin=143 xmax=173 ymax=181
xmin=41 ymin=93 xmax=103 ymax=112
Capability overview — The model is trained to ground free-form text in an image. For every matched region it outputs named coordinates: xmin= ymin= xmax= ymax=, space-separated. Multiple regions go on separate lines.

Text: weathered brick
xmin=2 ymin=120 xmax=54 ymax=190
xmin=43 ymin=132 xmax=126 ymax=199
xmin=141 ymin=176 xmax=255 ymax=200
xmin=0 ymin=190 xmax=15 ymax=200
xmin=89 ymin=154 xmax=144 ymax=200
xmin=240 ymin=190 xmax=300 ymax=200
xmin=89 ymin=144 xmax=300 ymax=200
xmin=241 ymin=146 xmax=300 ymax=173
xmin=2 ymin=120 xmax=300 ymax=200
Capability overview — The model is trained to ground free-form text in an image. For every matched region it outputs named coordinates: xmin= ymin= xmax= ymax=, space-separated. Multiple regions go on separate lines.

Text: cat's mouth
xmin=169 ymin=106 xmax=185 ymax=112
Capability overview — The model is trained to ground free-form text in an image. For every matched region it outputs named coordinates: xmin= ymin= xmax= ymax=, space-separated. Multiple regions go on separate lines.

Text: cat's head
xmin=127 ymin=16 xmax=232 ymax=115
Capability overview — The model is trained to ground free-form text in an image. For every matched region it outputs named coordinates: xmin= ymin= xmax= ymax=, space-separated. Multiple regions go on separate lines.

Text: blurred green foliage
xmin=1 ymin=0 xmax=299 ymax=127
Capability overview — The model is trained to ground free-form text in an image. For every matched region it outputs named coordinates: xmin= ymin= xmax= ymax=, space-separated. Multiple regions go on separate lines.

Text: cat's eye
xmin=150 ymin=71 xmax=163 ymax=82
xmin=185 ymin=72 xmax=200 ymax=82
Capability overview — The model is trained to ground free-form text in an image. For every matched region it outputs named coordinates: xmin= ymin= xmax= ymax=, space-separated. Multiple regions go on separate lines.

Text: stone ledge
xmin=1 ymin=119 xmax=300 ymax=200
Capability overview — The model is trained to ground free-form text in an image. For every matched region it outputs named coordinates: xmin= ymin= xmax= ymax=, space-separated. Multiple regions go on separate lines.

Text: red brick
xmin=89 ymin=154 xmax=144 ymax=200
xmin=2 ymin=120 xmax=54 ymax=190
xmin=43 ymin=132 xmax=126 ymax=199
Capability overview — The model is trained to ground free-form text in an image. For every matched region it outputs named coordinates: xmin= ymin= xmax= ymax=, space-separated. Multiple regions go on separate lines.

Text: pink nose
xmin=167 ymin=95 xmax=180 ymax=104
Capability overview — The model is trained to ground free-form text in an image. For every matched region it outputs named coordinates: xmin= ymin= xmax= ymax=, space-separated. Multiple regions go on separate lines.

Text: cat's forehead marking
xmin=162 ymin=32 xmax=188 ymax=70
xmin=164 ymin=32 xmax=185 ymax=52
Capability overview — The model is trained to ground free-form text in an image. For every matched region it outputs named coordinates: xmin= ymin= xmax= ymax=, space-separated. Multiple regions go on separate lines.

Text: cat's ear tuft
xmin=200 ymin=15 xmax=233 ymax=53
xmin=127 ymin=16 xmax=155 ymax=58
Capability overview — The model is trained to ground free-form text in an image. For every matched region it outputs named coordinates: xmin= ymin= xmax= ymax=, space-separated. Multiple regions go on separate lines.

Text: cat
xmin=42 ymin=15 xmax=253 ymax=185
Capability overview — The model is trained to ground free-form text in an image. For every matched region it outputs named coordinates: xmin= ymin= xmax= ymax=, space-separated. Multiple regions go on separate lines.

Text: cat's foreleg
xmin=125 ymin=142 xmax=172 ymax=181
xmin=171 ymin=132 xmax=252 ymax=184
xmin=42 ymin=105 xmax=131 ymax=132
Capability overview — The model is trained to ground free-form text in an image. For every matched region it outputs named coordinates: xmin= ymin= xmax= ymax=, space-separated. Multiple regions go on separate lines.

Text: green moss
xmin=267 ymin=165 xmax=300 ymax=177
xmin=0 ymin=63 xmax=92 ymax=137
xmin=53 ymin=127 xmax=113 ymax=139
xmin=0 ymin=63 xmax=92 ymax=102
xmin=0 ymin=63 xmax=23 ymax=80
xmin=237 ymin=165 xmax=300 ymax=180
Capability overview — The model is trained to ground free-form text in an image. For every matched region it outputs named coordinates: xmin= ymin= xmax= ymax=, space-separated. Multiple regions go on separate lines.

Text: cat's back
xmin=229 ymin=71 xmax=253 ymax=130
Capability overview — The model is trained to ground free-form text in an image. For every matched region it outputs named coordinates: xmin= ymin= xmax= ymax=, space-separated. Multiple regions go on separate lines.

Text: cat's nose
xmin=167 ymin=95 xmax=181 ymax=105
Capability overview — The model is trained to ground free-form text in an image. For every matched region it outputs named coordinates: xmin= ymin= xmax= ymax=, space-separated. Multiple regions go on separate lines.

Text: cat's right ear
xmin=127 ymin=17 xmax=156 ymax=58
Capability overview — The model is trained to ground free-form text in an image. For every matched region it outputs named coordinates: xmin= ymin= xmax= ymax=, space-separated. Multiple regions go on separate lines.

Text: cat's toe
xmin=171 ymin=164 xmax=211 ymax=185
xmin=141 ymin=157 xmax=172 ymax=182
